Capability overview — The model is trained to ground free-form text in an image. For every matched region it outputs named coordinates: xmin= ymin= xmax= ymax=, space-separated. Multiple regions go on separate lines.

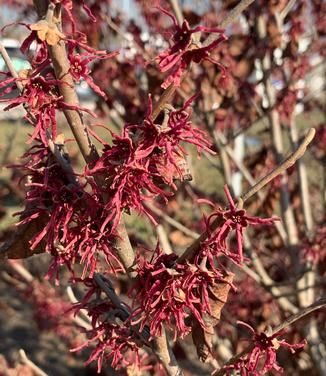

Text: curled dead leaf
xmin=0 ymin=216 xmax=46 ymax=259
xmin=30 ymin=20 xmax=65 ymax=46
xmin=191 ymin=316 xmax=215 ymax=363
xmin=191 ymin=272 xmax=234 ymax=362
xmin=208 ymin=272 xmax=234 ymax=322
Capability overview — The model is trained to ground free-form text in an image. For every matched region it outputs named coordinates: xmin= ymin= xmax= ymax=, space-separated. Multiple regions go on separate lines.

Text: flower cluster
xmin=155 ymin=7 xmax=227 ymax=88
xmin=13 ymin=141 xmax=123 ymax=282
xmin=71 ymin=278 xmax=143 ymax=373
xmin=219 ymin=322 xmax=306 ymax=375
xmin=87 ymin=95 xmax=212 ymax=233
xmin=0 ymin=1 xmax=121 ymax=282
xmin=130 ymin=246 xmax=231 ymax=339
xmin=129 ymin=185 xmax=277 ymax=342
xmin=0 ymin=72 xmax=95 ymax=145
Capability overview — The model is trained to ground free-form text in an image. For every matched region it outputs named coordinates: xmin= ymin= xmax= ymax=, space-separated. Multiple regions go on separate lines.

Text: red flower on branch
xmin=13 ymin=142 xmax=123 ymax=282
xmin=71 ymin=278 xmax=142 ymax=373
xmin=67 ymin=41 xmax=118 ymax=99
xmin=0 ymin=73 xmax=96 ymax=145
xmin=130 ymin=246 xmax=229 ymax=339
xmin=155 ymin=7 xmax=227 ymax=88
xmin=218 ymin=321 xmax=306 ymax=375
xmin=200 ymin=185 xmax=279 ymax=264
xmin=87 ymin=96 xmax=212 ymax=233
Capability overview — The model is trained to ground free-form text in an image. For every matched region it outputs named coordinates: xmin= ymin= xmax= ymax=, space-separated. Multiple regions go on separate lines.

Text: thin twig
xmin=0 ymin=41 xmax=23 ymax=91
xmin=178 ymin=127 xmax=315 ymax=263
xmin=269 ymin=297 xmax=326 ymax=336
xmin=280 ymin=0 xmax=297 ymax=20
xmin=7 ymin=260 xmax=33 ymax=283
xmin=169 ymin=0 xmax=184 ymax=26
xmin=156 ymin=224 xmax=173 ymax=254
xmin=145 ymin=202 xmax=199 ymax=239
xmin=19 ymin=349 xmax=48 ymax=376
xmin=238 ymin=128 xmax=316 ymax=207
xmin=289 ymin=117 xmax=314 ymax=233
xmin=66 ymin=286 xmax=92 ymax=325
xmin=219 ymin=0 xmax=256 ymax=30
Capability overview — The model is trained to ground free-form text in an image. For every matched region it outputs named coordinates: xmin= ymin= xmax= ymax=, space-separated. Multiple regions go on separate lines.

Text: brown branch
xmin=156 ymin=224 xmax=173 ymax=254
xmin=46 ymin=37 xmax=99 ymax=164
xmin=93 ymin=273 xmax=132 ymax=321
xmin=32 ymin=0 xmax=136 ymax=273
xmin=178 ymin=127 xmax=315 ymax=263
xmin=269 ymin=297 xmax=326 ymax=336
xmin=238 ymin=128 xmax=316 ymax=207
xmin=0 ymin=41 xmax=23 ymax=91
xmin=206 ymin=0 xmax=256 ymax=43
xmin=152 ymin=83 xmax=178 ymax=121
xmin=152 ymin=330 xmax=184 ymax=376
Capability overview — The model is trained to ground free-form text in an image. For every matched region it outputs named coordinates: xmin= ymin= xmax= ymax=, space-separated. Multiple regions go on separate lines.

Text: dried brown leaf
xmin=191 ymin=272 xmax=234 ymax=362
xmin=208 ymin=272 xmax=234 ymax=323
xmin=0 ymin=216 xmax=46 ymax=259
xmin=30 ymin=20 xmax=65 ymax=46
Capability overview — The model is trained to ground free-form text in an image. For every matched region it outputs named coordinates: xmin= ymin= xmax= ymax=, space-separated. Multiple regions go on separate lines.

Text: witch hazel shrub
xmin=0 ymin=1 xmax=324 ymax=375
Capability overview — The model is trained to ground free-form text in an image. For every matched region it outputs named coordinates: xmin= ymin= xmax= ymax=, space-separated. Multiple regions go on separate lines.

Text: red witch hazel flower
xmin=130 ymin=245 xmax=230 ymax=340
xmin=87 ymin=96 xmax=212 ymax=233
xmin=72 ymin=313 xmax=142 ymax=373
xmin=218 ymin=321 xmax=306 ymax=375
xmin=130 ymin=94 xmax=213 ymax=183
xmin=2 ymin=22 xmax=50 ymax=68
xmin=200 ymin=185 xmax=279 ymax=265
xmin=87 ymin=128 xmax=172 ymax=233
xmin=71 ymin=278 xmax=143 ymax=373
xmin=13 ymin=141 xmax=123 ymax=282
xmin=67 ymin=40 xmax=119 ymax=99
xmin=155 ymin=7 xmax=227 ymax=88
xmin=0 ymin=72 xmax=96 ymax=145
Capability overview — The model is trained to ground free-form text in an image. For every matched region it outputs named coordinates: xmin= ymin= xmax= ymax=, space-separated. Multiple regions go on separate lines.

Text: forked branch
xmin=179 ymin=127 xmax=316 ymax=262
